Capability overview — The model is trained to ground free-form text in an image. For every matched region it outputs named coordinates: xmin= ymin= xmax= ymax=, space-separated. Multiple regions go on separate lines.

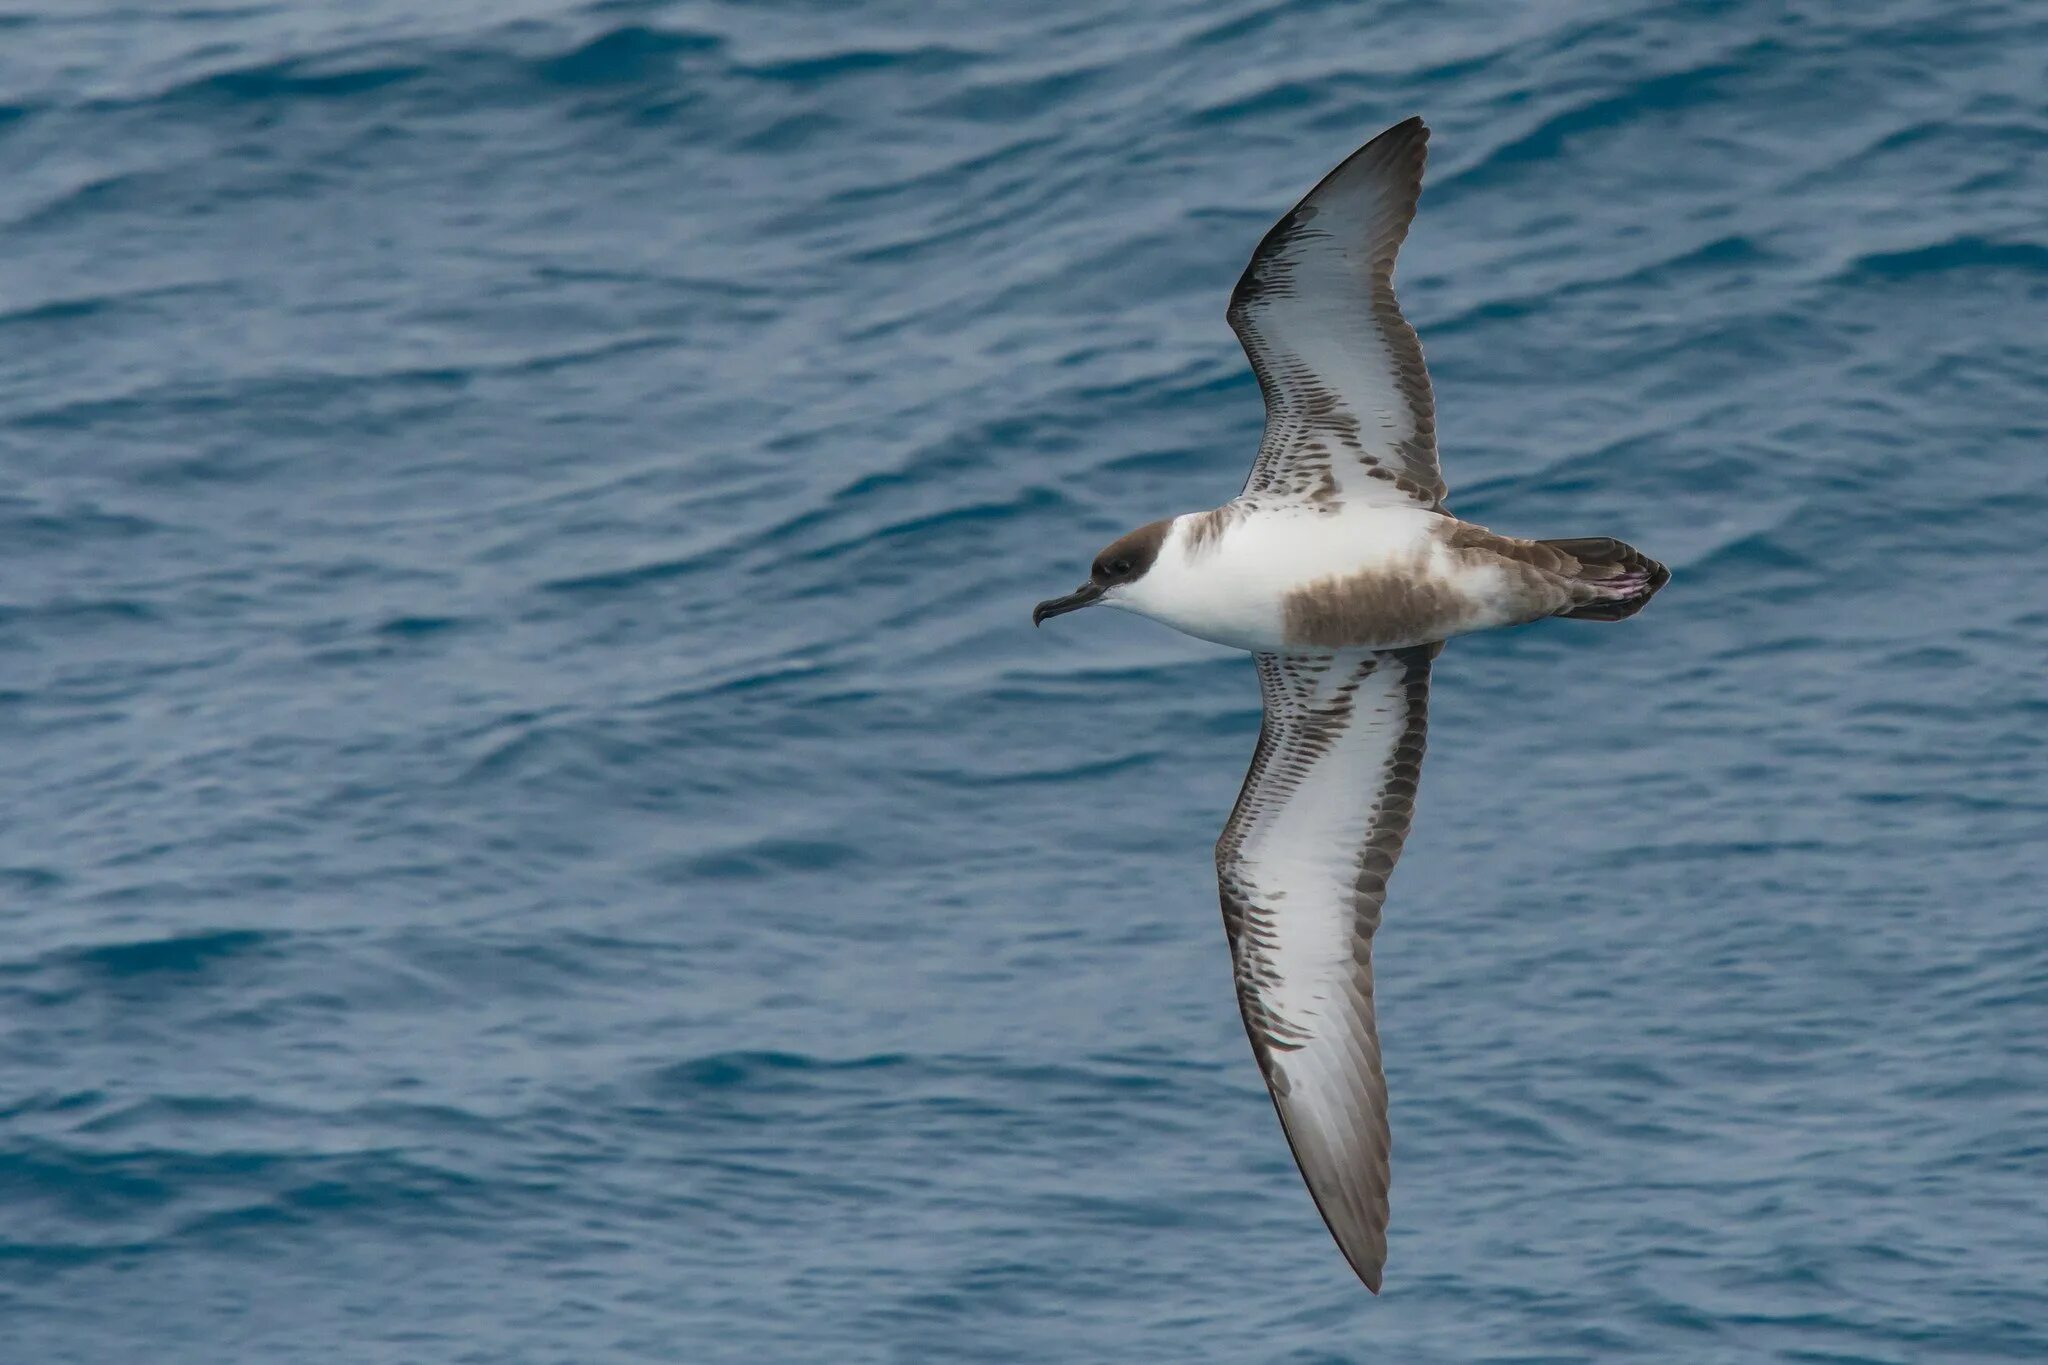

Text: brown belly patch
xmin=1281 ymin=562 xmax=1468 ymax=650
xmin=1280 ymin=521 xmax=1600 ymax=649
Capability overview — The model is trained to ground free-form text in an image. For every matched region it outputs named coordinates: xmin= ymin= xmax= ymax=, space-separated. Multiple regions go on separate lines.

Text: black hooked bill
xmin=1032 ymin=582 xmax=1104 ymax=626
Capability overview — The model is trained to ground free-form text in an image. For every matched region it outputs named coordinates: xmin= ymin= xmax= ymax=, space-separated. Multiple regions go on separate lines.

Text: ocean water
xmin=2 ymin=1 xmax=2044 ymax=1360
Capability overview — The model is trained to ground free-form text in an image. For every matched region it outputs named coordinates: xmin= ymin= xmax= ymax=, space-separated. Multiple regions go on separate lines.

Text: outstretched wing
xmin=1215 ymin=647 xmax=1435 ymax=1292
xmin=1227 ymin=117 xmax=1444 ymax=511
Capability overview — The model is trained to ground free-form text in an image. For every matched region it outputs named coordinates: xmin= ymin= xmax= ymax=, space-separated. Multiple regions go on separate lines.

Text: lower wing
xmin=1214 ymin=645 xmax=1435 ymax=1291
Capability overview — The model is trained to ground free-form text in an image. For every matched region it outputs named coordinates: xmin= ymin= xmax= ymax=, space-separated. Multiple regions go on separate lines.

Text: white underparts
xmin=1107 ymin=502 xmax=1546 ymax=653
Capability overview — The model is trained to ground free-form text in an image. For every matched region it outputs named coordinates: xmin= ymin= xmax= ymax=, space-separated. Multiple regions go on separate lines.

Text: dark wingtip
xmin=1349 ymin=1254 xmax=1385 ymax=1295
xmin=1381 ymin=114 xmax=1428 ymax=143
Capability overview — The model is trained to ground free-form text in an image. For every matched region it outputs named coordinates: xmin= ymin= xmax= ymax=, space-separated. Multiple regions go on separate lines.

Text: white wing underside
xmin=1228 ymin=117 xmax=1444 ymax=511
xmin=1215 ymin=647 xmax=1434 ymax=1292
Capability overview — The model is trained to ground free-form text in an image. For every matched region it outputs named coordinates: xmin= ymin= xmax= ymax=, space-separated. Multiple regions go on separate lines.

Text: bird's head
xmin=1032 ymin=519 xmax=1171 ymax=626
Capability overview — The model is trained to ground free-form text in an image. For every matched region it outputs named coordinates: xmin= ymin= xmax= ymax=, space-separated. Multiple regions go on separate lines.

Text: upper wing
xmin=1215 ymin=646 xmax=1434 ymax=1292
xmin=1227 ymin=117 xmax=1444 ymax=511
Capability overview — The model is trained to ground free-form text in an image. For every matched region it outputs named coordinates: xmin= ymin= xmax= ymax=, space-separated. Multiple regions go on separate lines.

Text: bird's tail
xmin=1543 ymin=537 xmax=1669 ymax=621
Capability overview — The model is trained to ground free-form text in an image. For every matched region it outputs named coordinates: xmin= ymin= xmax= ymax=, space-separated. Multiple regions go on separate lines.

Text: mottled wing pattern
xmin=1215 ymin=646 xmax=1434 ymax=1292
xmin=1227 ymin=117 xmax=1443 ymax=511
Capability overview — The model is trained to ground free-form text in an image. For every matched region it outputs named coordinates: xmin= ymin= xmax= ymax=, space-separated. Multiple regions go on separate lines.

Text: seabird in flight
xmin=1033 ymin=116 xmax=1667 ymax=1292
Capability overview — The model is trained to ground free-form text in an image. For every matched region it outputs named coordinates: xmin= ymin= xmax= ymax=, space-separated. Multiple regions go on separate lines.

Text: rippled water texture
xmin=2 ymin=1 xmax=2045 ymax=1360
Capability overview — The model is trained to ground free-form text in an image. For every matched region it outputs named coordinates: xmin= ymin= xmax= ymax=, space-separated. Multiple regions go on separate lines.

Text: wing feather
xmin=1227 ymin=117 xmax=1444 ymax=511
xmin=1215 ymin=646 xmax=1434 ymax=1292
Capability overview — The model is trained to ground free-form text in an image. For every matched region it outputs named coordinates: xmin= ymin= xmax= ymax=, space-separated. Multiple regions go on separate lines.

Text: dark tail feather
xmin=1543 ymin=537 xmax=1669 ymax=621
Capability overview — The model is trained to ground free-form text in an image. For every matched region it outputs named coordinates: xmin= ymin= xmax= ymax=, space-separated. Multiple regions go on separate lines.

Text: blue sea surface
xmin=2 ymin=1 xmax=2045 ymax=1360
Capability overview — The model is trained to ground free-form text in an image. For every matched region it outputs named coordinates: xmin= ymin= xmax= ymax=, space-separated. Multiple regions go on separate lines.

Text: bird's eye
xmin=1112 ymin=559 xmax=1131 ymax=575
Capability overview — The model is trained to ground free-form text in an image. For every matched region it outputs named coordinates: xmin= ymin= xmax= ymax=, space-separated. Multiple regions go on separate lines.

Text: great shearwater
xmin=1033 ymin=116 xmax=1666 ymax=1293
